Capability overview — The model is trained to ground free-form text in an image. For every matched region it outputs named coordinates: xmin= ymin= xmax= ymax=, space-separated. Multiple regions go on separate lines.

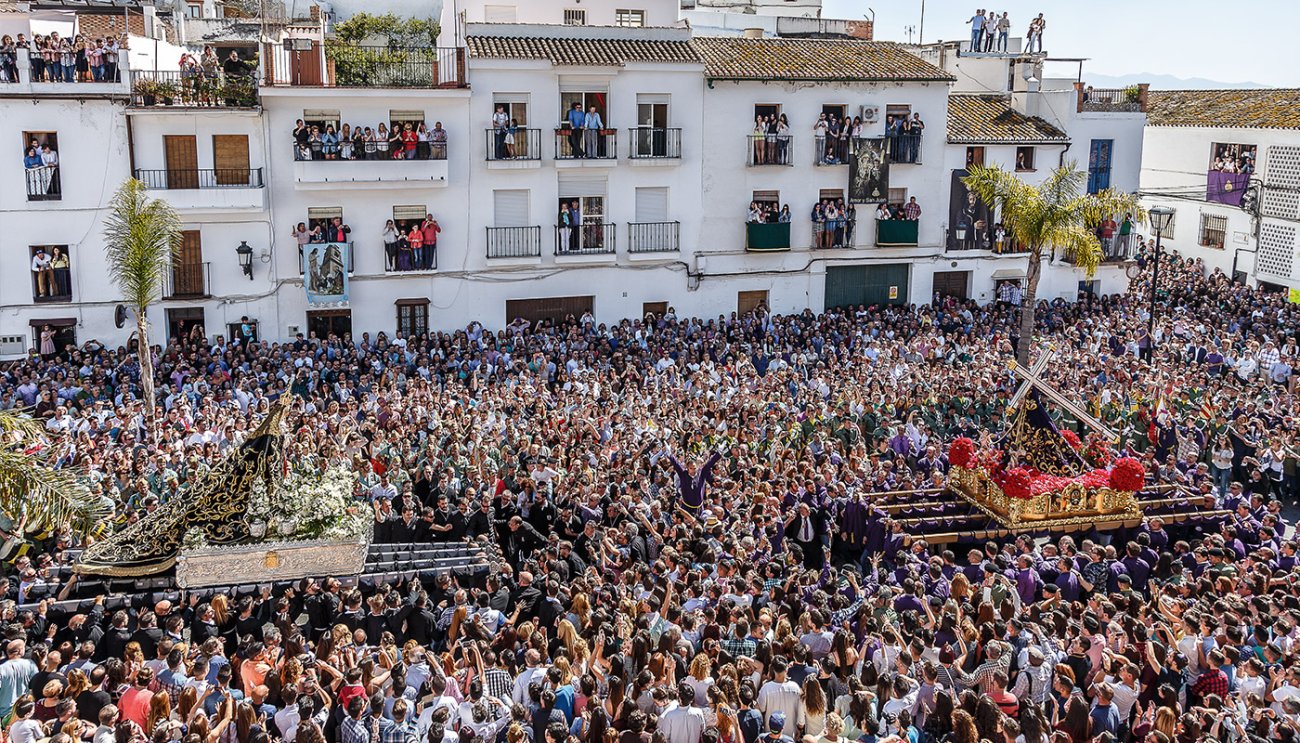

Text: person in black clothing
xmin=233 ymin=593 xmax=271 ymax=645
xmin=502 ymin=516 xmax=544 ymax=566
xmin=467 ymin=497 xmax=493 ymax=539
xmin=508 ymin=570 xmax=542 ymax=620
xmin=396 ymin=591 xmax=436 ymax=646
xmin=129 ymin=612 xmax=163 ymax=659
xmin=447 ymin=500 xmax=472 ymax=541
xmin=389 ymin=507 xmax=419 ymax=544
xmin=430 ymin=496 xmax=455 ymax=542
xmin=94 ymin=611 xmax=130 ymax=663
xmin=302 ymin=577 xmax=340 ymax=641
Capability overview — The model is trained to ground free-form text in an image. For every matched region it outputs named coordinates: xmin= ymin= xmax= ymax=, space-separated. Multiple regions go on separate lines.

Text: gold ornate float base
xmin=948 ymin=466 xmax=1140 ymax=530
xmin=175 ymin=537 xmax=369 ymax=588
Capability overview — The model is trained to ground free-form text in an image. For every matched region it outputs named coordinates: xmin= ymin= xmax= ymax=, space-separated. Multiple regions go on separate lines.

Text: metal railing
xmin=486 ymin=226 xmax=541 ymax=259
xmin=886 ymin=134 xmax=923 ymax=164
xmin=485 ymin=128 xmax=541 ymax=161
xmin=32 ymin=265 xmax=72 ymax=303
xmin=165 ymin=262 xmax=212 ymax=298
xmin=388 ymin=245 xmax=438 ymax=272
xmin=628 ymin=222 xmax=680 ymax=253
xmin=293 ymin=135 xmax=448 ymax=161
xmin=131 ymin=70 xmax=257 ymax=107
xmin=555 ymin=128 xmax=617 ymax=160
xmin=747 ymin=134 xmax=793 ymax=166
xmin=25 ymin=166 xmax=60 ymax=201
xmin=134 ymin=168 xmax=264 ymax=189
xmin=1078 ymin=87 xmax=1145 ymax=113
xmin=0 ymin=48 xmax=126 ymax=84
xmin=263 ymin=43 xmax=467 ymax=88
xmin=628 ymin=127 xmax=681 ymax=159
xmin=813 ymin=134 xmax=854 ymax=165
xmin=813 ymin=217 xmax=858 ymax=248
xmin=554 ymin=223 xmax=615 ymax=255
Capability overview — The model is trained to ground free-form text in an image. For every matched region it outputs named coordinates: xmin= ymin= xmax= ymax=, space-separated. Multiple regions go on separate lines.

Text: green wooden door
xmin=825 ymin=264 xmax=909 ymax=308
xmin=825 ymin=266 xmax=866 ymax=309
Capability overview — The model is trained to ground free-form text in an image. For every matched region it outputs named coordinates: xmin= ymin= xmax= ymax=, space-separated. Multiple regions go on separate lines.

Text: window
xmin=302 ymin=207 xmax=350 ymax=274
xmin=1198 ymin=213 xmax=1227 ymax=249
xmin=563 ymin=9 xmax=587 ymax=25
xmin=226 ymin=319 xmax=260 ymax=344
xmin=493 ymin=190 xmax=530 ymax=227
xmin=31 ymin=321 xmax=76 ymax=357
xmin=615 ymin=9 xmax=645 ymax=26
xmin=22 ymin=131 xmax=60 ymax=201
xmin=493 ymin=96 xmax=530 ymax=126
xmin=1015 ymin=146 xmax=1035 ymax=171
xmin=1087 ymin=139 xmax=1113 ymax=194
xmin=1155 ymin=210 xmax=1175 ymax=240
xmin=965 ymin=146 xmax=985 ymax=168
xmin=393 ymin=204 xmax=428 ymax=228
xmin=754 ymin=104 xmax=782 ymax=120
xmin=738 ymin=290 xmax=769 ymax=316
xmin=302 ymin=109 xmax=340 ymax=133
xmin=560 ymin=92 xmax=607 ymax=126
xmin=888 ymin=187 xmax=908 ymax=205
xmin=752 ymin=190 xmax=780 ymax=211
xmin=185 ymin=2 xmax=202 ymax=18
xmin=396 ymin=300 xmax=430 ymax=337
xmin=30 ymin=245 xmax=71 ymax=302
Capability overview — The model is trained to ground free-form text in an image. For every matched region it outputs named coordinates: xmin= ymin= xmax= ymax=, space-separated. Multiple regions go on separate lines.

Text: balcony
xmin=486 ymin=226 xmax=541 ymax=259
xmin=628 ymin=222 xmax=680 ymax=254
xmin=747 ymin=135 xmax=792 ymax=166
xmin=886 ymin=134 xmax=923 ymax=164
xmin=134 ymin=168 xmax=267 ymax=211
xmin=0 ymin=49 xmax=130 ymax=95
xmin=485 ymin=128 xmax=541 ymax=165
xmin=628 ymin=128 xmax=682 ymax=160
xmin=813 ymin=135 xmax=853 ymax=166
xmin=263 ymin=43 xmax=467 ymax=88
xmin=1076 ymin=83 xmax=1148 ymax=113
xmin=876 ymin=220 xmax=919 ymax=247
xmin=25 ymin=166 xmax=60 ymax=202
xmin=292 ymin=145 xmax=448 ymax=190
xmin=130 ymin=71 xmax=258 ymax=108
xmin=164 ymin=263 xmax=212 ymax=299
xmin=746 ymin=222 xmax=791 ymax=252
xmin=555 ymin=128 xmax=617 ymax=163
xmin=813 ymin=218 xmax=858 ymax=249
xmin=554 ymin=223 xmax=615 ymax=256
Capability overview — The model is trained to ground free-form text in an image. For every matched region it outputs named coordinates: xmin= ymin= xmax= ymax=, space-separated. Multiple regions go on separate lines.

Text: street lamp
xmin=235 ymin=241 xmax=254 ymax=280
xmin=1145 ymin=206 xmax=1175 ymax=360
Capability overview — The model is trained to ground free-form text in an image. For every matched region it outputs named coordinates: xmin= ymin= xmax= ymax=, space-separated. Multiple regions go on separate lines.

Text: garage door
xmin=825 ymin=264 xmax=909 ymax=309
xmin=505 ymin=295 xmax=594 ymax=326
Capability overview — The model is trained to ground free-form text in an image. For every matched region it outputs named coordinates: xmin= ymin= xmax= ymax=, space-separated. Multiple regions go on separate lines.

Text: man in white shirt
xmin=757 ymin=657 xmax=804 ymax=736
xmin=510 ymin=649 xmax=548 ymax=707
xmin=659 ymin=684 xmax=706 ymax=743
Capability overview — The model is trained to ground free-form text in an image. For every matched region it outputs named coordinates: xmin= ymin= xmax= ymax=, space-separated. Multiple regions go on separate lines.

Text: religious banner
xmin=302 ymin=242 xmax=349 ymax=305
xmin=949 ymin=169 xmax=994 ymax=251
xmin=848 ymin=138 xmax=888 ymax=204
xmin=1206 ymin=142 xmax=1255 ymax=206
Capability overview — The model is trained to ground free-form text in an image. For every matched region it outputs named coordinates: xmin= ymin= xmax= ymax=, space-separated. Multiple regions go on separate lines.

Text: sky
xmin=822 ymin=0 xmax=1298 ymax=87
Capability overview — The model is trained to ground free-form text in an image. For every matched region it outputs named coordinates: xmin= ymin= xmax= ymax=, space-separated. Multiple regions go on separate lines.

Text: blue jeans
xmin=998 ymin=32 xmax=1008 ymax=51
xmin=971 ymin=28 xmax=982 ymax=49
xmin=49 ymin=61 xmax=62 ymax=81
xmin=63 ymin=64 xmax=73 ymax=82
xmin=1213 ymin=466 xmax=1232 ymax=497
xmin=92 ymin=64 xmax=104 ymax=81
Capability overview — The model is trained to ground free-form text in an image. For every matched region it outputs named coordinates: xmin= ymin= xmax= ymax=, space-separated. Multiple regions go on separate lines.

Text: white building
xmin=1139 ymin=89 xmax=1300 ymax=289
xmin=0 ymin=1 xmax=1149 ymax=354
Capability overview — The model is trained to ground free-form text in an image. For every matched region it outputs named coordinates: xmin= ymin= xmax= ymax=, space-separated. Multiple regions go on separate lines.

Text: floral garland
xmin=948 ymin=437 xmax=977 ymax=468
xmin=964 ymin=437 xmax=1144 ymax=500
xmin=1108 ymin=457 xmax=1147 ymax=492
xmin=1060 ymin=429 xmax=1082 ymax=451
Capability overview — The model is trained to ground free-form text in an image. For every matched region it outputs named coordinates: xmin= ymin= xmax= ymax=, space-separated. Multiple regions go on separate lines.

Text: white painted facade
xmin=438 ymin=0 xmax=682 ymax=47
xmin=0 ymin=15 xmax=1147 ymax=354
xmin=1140 ymin=124 xmax=1300 ymax=288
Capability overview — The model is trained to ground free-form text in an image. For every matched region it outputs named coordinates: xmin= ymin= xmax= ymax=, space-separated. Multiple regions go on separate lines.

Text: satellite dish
xmin=114 ymin=305 xmax=128 ymax=329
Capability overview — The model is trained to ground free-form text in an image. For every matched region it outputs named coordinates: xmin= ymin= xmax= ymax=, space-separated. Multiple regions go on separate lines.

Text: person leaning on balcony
xmin=566 ymin=102 xmax=585 ymax=158
xmin=583 ymin=106 xmax=603 ymax=158
xmin=31 ymin=247 xmax=54 ymax=298
xmin=381 ymin=220 xmax=400 ymax=272
xmin=324 ymin=217 xmax=350 ymax=243
xmin=321 ymin=126 xmax=338 ymax=160
xmin=778 ymin=205 xmax=792 ymax=223
xmin=23 ymin=146 xmax=41 ymax=170
xmin=903 ymin=197 xmax=922 ymax=221
xmin=103 ymin=36 xmax=120 ymax=81
xmin=0 ymin=36 xmax=15 ymax=83
xmin=88 ymin=40 xmax=104 ymax=81
xmin=415 ymin=123 xmax=431 ymax=160
xmin=407 ymin=224 xmax=424 ymax=271
xmin=431 ymin=122 xmax=447 ymax=160
xmin=420 ymin=215 xmax=441 ymax=270
xmin=877 ymin=203 xmax=892 ymax=222
xmin=492 ymin=105 xmax=510 ymax=159
xmin=388 ymin=124 xmax=404 ymax=160
xmin=339 ymin=124 xmax=354 ymax=160
xmin=400 ymin=122 xmax=417 ymax=159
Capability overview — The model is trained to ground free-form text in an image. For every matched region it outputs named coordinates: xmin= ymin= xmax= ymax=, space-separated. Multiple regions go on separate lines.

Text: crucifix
xmin=1008 ymin=347 xmax=1120 ymax=442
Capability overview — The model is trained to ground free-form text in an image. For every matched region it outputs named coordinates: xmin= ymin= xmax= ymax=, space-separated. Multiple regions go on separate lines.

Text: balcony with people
xmin=554 ymin=222 xmax=616 ymax=257
xmin=0 ymin=34 xmax=131 ymax=94
xmin=290 ymin=116 xmax=449 ymax=189
xmin=556 ymin=102 xmax=617 ymax=164
xmin=812 ymin=200 xmax=858 ymax=249
xmin=261 ymin=40 xmax=466 ymax=89
xmin=486 ymin=109 xmax=541 ymax=165
xmin=874 ymin=198 xmax=923 ymax=247
xmin=22 ymin=136 xmax=60 ymax=202
xmin=130 ymin=47 xmax=258 ymax=108
xmin=746 ymin=201 xmax=792 ymax=252
xmin=133 ymin=167 xmax=267 ymax=211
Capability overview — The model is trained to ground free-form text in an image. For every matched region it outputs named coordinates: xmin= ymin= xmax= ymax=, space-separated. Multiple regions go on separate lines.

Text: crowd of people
xmin=0 ymin=33 xmax=125 ymax=84
xmin=4 ymin=240 xmax=1300 ymax=743
xmin=965 ymin=10 xmax=1045 ymax=54
xmin=22 ymin=137 xmax=60 ymax=198
xmin=293 ymin=120 xmax=449 ymax=162
xmin=812 ymin=200 xmax=857 ymax=249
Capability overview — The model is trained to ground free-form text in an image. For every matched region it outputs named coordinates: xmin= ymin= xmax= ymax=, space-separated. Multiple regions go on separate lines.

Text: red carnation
xmin=1061 ymin=430 xmax=1082 ymax=451
xmin=1000 ymin=467 xmax=1034 ymax=500
xmin=1109 ymin=457 xmax=1146 ymax=492
xmin=949 ymin=437 xmax=977 ymax=468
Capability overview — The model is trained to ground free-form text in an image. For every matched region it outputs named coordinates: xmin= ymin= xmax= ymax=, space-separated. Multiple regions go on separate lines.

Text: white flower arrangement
xmin=245 ymin=464 xmax=369 ymax=543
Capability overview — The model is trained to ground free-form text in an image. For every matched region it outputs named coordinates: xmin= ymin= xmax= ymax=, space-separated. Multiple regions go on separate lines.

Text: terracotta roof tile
xmin=693 ymin=37 xmax=953 ymax=82
xmin=1146 ymin=89 xmax=1300 ymax=130
xmin=947 ymin=94 xmax=1068 ymax=144
xmin=466 ymin=35 xmax=701 ymax=67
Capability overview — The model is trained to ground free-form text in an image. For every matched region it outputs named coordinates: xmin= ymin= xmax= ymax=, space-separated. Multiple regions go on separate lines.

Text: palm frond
xmin=1046 ymin=224 xmax=1104 ymax=276
xmin=102 ymin=179 xmax=183 ymax=312
xmin=0 ymin=410 xmax=109 ymax=535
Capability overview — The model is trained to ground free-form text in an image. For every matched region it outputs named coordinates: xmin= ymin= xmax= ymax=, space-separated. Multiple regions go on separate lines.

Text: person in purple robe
xmin=1013 ymin=555 xmax=1042 ymax=605
xmin=667 ymin=448 xmax=722 ymax=515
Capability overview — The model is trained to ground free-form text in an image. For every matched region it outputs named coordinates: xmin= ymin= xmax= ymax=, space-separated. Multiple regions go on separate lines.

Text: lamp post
xmin=236 ymin=241 xmax=254 ymax=279
xmin=1145 ymin=206 xmax=1175 ymax=361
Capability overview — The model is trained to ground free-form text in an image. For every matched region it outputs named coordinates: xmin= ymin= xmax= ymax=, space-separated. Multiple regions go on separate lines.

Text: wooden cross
xmin=1008 ymin=347 xmax=1120 ymax=442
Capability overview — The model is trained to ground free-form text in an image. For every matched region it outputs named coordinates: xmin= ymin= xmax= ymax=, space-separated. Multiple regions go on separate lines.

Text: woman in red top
xmin=406 ymin=225 xmax=424 ymax=271
xmin=401 ymin=123 xmax=418 ymax=159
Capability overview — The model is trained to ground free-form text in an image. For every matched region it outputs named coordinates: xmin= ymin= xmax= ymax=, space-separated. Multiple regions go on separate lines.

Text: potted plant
xmin=156 ymin=80 xmax=180 ymax=105
xmin=1123 ymin=85 xmax=1142 ymax=104
xmin=135 ymin=78 xmax=158 ymax=106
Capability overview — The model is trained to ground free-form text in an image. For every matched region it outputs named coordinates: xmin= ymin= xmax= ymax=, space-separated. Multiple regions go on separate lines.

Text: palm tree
xmin=102 ymin=178 xmax=182 ymax=424
xmin=0 ymin=410 xmax=109 ymax=541
xmin=963 ymin=163 xmax=1144 ymax=366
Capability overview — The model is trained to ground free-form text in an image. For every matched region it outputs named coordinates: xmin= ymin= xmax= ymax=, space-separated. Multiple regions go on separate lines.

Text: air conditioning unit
xmin=283 ymin=38 xmax=314 ymax=52
xmin=860 ymin=104 xmax=881 ymax=125
xmin=286 ymin=324 xmax=301 ymax=337
xmin=0 ymin=335 xmax=27 ymax=358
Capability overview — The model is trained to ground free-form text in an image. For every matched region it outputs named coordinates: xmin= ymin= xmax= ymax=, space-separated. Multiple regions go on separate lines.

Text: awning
xmin=990 ymin=268 xmax=1027 ymax=280
xmin=29 ymin=317 xmax=76 ymax=327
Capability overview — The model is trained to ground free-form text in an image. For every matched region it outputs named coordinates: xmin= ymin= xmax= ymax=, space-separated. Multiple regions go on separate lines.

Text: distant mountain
xmin=1085 ymin=72 xmax=1269 ymax=90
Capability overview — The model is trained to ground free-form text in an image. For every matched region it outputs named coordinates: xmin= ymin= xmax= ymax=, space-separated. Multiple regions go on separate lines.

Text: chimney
xmin=742 ymin=28 xmax=763 ymax=39
xmin=845 ymin=20 xmax=873 ymax=40
xmin=309 ymin=4 xmax=321 ymax=21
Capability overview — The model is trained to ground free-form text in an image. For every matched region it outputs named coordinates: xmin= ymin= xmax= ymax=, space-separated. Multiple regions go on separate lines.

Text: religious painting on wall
xmin=948 ymin=169 xmax=993 ymax=251
xmin=848 ymin=138 xmax=888 ymax=204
